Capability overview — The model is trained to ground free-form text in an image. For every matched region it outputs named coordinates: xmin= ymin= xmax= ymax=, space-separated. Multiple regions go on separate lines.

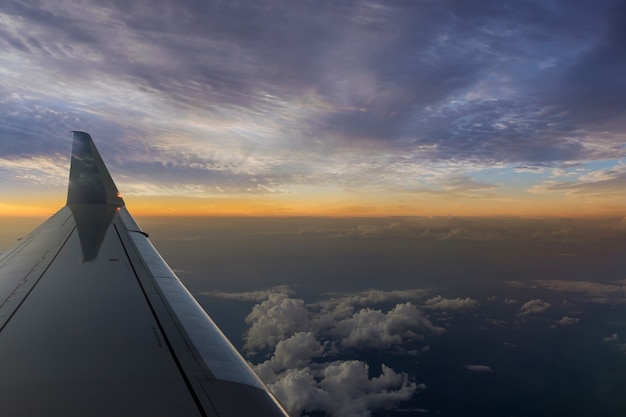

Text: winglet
xmin=66 ymin=131 xmax=125 ymax=207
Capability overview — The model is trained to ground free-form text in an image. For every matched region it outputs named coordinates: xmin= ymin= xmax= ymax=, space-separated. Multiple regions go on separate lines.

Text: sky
xmin=1 ymin=0 xmax=626 ymax=217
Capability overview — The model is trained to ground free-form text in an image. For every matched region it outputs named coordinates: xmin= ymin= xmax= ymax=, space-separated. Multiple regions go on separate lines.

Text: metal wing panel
xmin=0 ymin=208 xmax=205 ymax=416
xmin=0 ymin=207 xmax=74 ymax=330
xmin=116 ymin=207 xmax=289 ymax=416
xmin=121 ymin=217 xmax=266 ymax=388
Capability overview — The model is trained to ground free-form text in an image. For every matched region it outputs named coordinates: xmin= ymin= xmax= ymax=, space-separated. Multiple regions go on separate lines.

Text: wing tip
xmin=66 ymin=131 xmax=124 ymax=207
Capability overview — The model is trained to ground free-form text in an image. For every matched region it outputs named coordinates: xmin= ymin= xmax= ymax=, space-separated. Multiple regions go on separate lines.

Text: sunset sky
xmin=2 ymin=4 xmax=626 ymax=414
xmin=1 ymin=0 xmax=626 ymax=217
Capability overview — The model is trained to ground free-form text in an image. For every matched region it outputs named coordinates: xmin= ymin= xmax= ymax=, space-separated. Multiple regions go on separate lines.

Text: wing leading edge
xmin=0 ymin=132 xmax=288 ymax=417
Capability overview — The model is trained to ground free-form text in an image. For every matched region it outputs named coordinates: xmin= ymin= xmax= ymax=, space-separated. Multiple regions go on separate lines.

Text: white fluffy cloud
xmin=255 ymin=332 xmax=326 ymax=382
xmin=318 ymin=362 xmax=416 ymax=417
xmin=331 ymin=303 xmax=444 ymax=349
xmin=424 ymin=295 xmax=480 ymax=310
xmin=269 ymin=368 xmax=330 ymax=417
xmin=267 ymin=361 xmax=416 ymax=417
xmin=245 ymin=293 xmax=311 ymax=351
xmin=243 ymin=291 xmax=443 ymax=416
xmin=518 ymin=299 xmax=551 ymax=315
xmin=244 ymin=293 xmax=443 ymax=352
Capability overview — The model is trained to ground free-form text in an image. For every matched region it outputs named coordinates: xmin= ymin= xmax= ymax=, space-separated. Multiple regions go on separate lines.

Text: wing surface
xmin=0 ymin=131 xmax=288 ymax=417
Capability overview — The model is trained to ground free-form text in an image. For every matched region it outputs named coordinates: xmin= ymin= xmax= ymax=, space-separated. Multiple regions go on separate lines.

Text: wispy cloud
xmin=532 ymin=280 xmax=626 ymax=304
xmin=465 ymin=365 xmax=493 ymax=373
xmin=202 ymin=285 xmax=293 ymax=302
xmin=530 ymin=163 xmax=626 ymax=197
xmin=1 ymin=0 xmax=625 ymax=211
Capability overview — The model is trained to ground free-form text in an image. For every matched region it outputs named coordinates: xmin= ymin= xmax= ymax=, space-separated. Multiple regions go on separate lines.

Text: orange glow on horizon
xmin=1 ymin=191 xmax=624 ymax=219
xmin=119 ymin=194 xmax=626 ymax=218
xmin=0 ymin=199 xmax=62 ymax=218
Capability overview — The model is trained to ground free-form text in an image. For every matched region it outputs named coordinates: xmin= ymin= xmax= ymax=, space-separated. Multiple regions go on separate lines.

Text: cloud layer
xmin=1 ymin=0 xmax=626 ymax=214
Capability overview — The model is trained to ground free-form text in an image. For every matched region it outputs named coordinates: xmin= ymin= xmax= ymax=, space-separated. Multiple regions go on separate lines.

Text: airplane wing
xmin=0 ymin=131 xmax=289 ymax=417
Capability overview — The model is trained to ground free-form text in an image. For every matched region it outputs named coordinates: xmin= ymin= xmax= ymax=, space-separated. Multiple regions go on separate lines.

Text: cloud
xmin=208 ymin=286 xmax=429 ymax=308
xmin=0 ymin=155 xmax=69 ymax=186
xmin=254 ymin=332 xmax=326 ymax=380
xmin=604 ymin=333 xmax=619 ymax=343
xmin=267 ymin=361 xmax=417 ymax=417
xmin=245 ymin=293 xmax=311 ymax=351
xmin=424 ymin=295 xmax=479 ymax=311
xmin=465 ymin=365 xmax=493 ymax=372
xmin=315 ymin=288 xmax=429 ymax=312
xmin=1 ymin=0 xmax=626 ymax=202
xmin=325 ymin=217 xmax=626 ymax=243
xmin=331 ymin=303 xmax=444 ymax=349
xmin=533 ymin=280 xmax=626 ymax=304
xmin=244 ymin=292 xmax=443 ymax=352
xmin=266 ymin=368 xmax=330 ymax=417
xmin=558 ymin=316 xmax=580 ymax=326
xmin=436 ymin=173 xmax=497 ymax=194
xmin=545 ymin=1 xmax=626 ymax=126
xmin=202 ymin=285 xmax=293 ymax=302
xmin=529 ymin=163 xmax=626 ymax=198
xmin=518 ymin=299 xmax=551 ymax=315
xmin=241 ymin=290 xmax=442 ymax=416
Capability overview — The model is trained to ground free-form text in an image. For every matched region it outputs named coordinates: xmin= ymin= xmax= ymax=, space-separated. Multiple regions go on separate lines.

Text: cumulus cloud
xmin=604 ymin=333 xmax=619 ymax=343
xmin=268 ymin=368 xmax=330 ymax=417
xmin=267 ymin=361 xmax=416 ymax=417
xmin=331 ymin=303 xmax=444 ymax=349
xmin=245 ymin=293 xmax=311 ymax=351
xmin=241 ymin=290 xmax=443 ymax=416
xmin=254 ymin=332 xmax=326 ymax=381
xmin=518 ymin=299 xmax=551 ymax=315
xmin=424 ymin=295 xmax=479 ymax=310
xmin=245 ymin=293 xmax=443 ymax=352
